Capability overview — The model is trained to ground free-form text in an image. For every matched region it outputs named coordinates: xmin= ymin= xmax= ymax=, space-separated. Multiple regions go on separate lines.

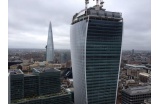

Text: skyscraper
xmin=70 ymin=1 xmax=123 ymax=104
xmin=46 ymin=22 xmax=54 ymax=62
xmin=132 ymin=49 xmax=134 ymax=56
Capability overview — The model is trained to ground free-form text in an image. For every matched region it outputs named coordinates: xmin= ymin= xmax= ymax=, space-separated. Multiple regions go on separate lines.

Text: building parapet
xmin=122 ymin=85 xmax=151 ymax=95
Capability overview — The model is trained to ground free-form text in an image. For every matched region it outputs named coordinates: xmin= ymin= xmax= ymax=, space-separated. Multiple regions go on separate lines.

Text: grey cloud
xmin=8 ymin=0 xmax=151 ymax=50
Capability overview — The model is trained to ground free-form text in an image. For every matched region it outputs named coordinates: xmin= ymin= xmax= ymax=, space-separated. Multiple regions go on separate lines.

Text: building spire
xmin=49 ymin=21 xmax=52 ymax=28
xmin=46 ymin=21 xmax=54 ymax=63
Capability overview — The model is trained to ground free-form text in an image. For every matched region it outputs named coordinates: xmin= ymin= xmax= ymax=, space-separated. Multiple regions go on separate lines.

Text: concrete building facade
xmin=122 ymin=86 xmax=151 ymax=104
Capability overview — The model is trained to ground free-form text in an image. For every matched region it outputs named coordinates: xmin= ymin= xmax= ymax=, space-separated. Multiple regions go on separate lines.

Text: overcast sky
xmin=8 ymin=0 xmax=151 ymax=50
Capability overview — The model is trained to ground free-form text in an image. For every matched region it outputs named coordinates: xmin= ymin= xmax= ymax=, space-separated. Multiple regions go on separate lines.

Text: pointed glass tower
xmin=46 ymin=22 xmax=54 ymax=62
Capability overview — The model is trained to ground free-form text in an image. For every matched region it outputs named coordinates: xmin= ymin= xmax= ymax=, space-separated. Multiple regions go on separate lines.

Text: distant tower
xmin=132 ymin=49 xmax=134 ymax=56
xmin=46 ymin=22 xmax=54 ymax=62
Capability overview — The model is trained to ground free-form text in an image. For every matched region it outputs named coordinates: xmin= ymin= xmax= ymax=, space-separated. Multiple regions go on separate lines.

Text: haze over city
xmin=9 ymin=0 xmax=151 ymax=50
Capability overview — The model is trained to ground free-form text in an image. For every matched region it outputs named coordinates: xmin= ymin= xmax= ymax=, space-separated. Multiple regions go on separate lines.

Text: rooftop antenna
xmin=93 ymin=0 xmax=104 ymax=7
xmin=93 ymin=0 xmax=99 ymax=6
xmin=85 ymin=0 xmax=89 ymax=13
xmin=100 ymin=0 xmax=104 ymax=7
xmin=96 ymin=0 xmax=99 ymax=6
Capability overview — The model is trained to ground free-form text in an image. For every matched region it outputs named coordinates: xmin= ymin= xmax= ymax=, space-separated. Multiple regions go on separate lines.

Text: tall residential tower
xmin=70 ymin=1 xmax=123 ymax=104
xmin=46 ymin=22 xmax=54 ymax=62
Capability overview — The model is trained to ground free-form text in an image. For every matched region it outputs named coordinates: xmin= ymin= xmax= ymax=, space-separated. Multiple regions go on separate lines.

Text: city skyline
xmin=8 ymin=0 xmax=151 ymax=50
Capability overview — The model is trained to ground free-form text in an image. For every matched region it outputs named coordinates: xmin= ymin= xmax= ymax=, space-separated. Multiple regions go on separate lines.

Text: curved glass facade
xmin=71 ymin=9 xmax=123 ymax=104
xmin=70 ymin=20 xmax=88 ymax=104
xmin=86 ymin=19 xmax=122 ymax=104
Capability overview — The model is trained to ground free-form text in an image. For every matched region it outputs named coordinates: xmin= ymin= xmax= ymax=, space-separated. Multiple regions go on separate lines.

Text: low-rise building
xmin=9 ymin=68 xmax=72 ymax=104
xmin=124 ymin=64 xmax=147 ymax=78
xmin=142 ymin=98 xmax=151 ymax=104
xmin=122 ymin=85 xmax=151 ymax=104
xmin=139 ymin=72 xmax=150 ymax=83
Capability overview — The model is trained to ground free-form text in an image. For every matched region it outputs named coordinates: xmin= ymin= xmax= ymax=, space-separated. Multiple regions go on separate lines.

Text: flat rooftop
xmin=9 ymin=69 xmax=23 ymax=75
xmin=33 ymin=67 xmax=60 ymax=73
xmin=72 ymin=5 xmax=122 ymax=24
xmin=66 ymin=88 xmax=74 ymax=92
xmin=9 ymin=68 xmax=60 ymax=76
xmin=144 ymin=67 xmax=151 ymax=70
xmin=24 ymin=74 xmax=37 ymax=77
xmin=125 ymin=64 xmax=146 ymax=68
xmin=123 ymin=85 xmax=151 ymax=95
xmin=139 ymin=72 xmax=150 ymax=77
